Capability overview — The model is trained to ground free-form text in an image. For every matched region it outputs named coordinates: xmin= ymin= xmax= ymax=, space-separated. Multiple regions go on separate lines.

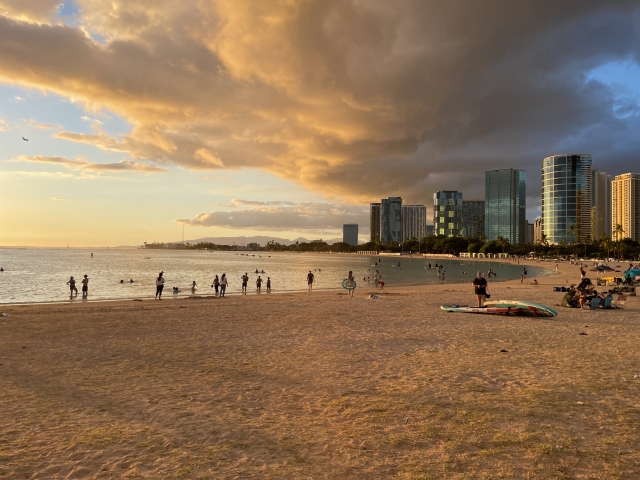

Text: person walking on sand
xmin=155 ymin=271 xmax=165 ymax=300
xmin=472 ymin=271 xmax=488 ymax=307
xmin=307 ymin=271 xmax=315 ymax=292
xmin=220 ymin=273 xmax=228 ymax=297
xmin=67 ymin=276 xmax=78 ymax=297
xmin=241 ymin=273 xmax=249 ymax=293
xmin=266 ymin=277 xmax=271 ymax=293
xmin=256 ymin=275 xmax=263 ymax=291
xmin=347 ymin=270 xmax=356 ymax=298
xmin=81 ymin=274 xmax=89 ymax=298
xmin=212 ymin=275 xmax=220 ymax=296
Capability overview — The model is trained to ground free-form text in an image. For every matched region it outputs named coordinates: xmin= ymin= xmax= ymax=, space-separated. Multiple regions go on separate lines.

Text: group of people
xmin=67 ymin=275 xmax=90 ymax=298
xmin=561 ymin=276 xmax=614 ymax=309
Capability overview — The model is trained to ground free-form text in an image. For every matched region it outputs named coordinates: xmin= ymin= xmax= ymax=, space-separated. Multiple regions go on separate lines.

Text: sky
xmin=1 ymin=0 xmax=640 ymax=247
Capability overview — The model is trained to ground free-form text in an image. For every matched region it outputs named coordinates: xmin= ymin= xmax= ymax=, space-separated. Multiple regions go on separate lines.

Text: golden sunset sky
xmin=1 ymin=1 xmax=640 ymax=246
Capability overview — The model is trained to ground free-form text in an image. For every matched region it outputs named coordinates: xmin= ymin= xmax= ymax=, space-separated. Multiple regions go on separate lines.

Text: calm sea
xmin=0 ymin=248 xmax=553 ymax=304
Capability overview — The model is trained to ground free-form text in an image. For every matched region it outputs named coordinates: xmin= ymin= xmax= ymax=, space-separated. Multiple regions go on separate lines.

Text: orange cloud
xmin=15 ymin=155 xmax=168 ymax=173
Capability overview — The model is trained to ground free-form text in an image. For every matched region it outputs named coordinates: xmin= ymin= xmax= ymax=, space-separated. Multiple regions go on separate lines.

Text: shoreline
xmin=0 ymin=257 xmax=557 ymax=308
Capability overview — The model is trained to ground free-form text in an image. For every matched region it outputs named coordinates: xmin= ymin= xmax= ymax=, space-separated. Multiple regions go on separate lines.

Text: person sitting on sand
xmin=532 ymin=279 xmax=538 ymax=285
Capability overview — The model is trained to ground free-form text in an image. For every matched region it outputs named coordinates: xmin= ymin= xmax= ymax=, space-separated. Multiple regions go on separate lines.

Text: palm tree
xmin=614 ymin=224 xmax=625 ymax=242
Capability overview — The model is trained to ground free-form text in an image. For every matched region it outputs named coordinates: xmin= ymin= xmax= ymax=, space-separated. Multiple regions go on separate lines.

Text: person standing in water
xmin=266 ymin=277 xmax=271 ymax=293
xmin=220 ymin=273 xmax=228 ymax=297
xmin=81 ymin=274 xmax=89 ymax=298
xmin=191 ymin=281 xmax=197 ymax=293
xmin=256 ymin=276 xmax=263 ymax=292
xmin=67 ymin=276 xmax=78 ymax=297
xmin=241 ymin=273 xmax=249 ymax=293
xmin=155 ymin=271 xmax=165 ymax=300
xmin=307 ymin=271 xmax=315 ymax=292
xmin=212 ymin=275 xmax=220 ymax=296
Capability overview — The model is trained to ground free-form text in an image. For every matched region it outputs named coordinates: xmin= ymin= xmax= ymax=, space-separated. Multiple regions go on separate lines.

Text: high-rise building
xmin=461 ymin=201 xmax=485 ymax=238
xmin=426 ymin=225 xmax=435 ymax=236
xmin=485 ymin=169 xmax=526 ymax=244
xmin=342 ymin=224 xmax=358 ymax=246
xmin=525 ymin=221 xmax=534 ymax=244
xmin=433 ymin=191 xmax=462 ymax=237
xmin=401 ymin=205 xmax=427 ymax=241
xmin=369 ymin=203 xmax=381 ymax=243
xmin=381 ymin=197 xmax=403 ymax=243
xmin=591 ymin=170 xmax=612 ymax=241
xmin=534 ymin=218 xmax=542 ymax=244
xmin=612 ymin=173 xmax=640 ymax=241
xmin=542 ymin=154 xmax=592 ymax=244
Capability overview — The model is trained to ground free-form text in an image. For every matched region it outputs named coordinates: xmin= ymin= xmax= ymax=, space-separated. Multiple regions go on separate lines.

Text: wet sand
xmin=1 ymin=259 xmax=639 ymax=478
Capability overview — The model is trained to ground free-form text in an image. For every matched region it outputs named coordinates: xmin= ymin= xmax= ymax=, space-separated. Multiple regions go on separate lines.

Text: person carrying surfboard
xmin=472 ymin=271 xmax=488 ymax=307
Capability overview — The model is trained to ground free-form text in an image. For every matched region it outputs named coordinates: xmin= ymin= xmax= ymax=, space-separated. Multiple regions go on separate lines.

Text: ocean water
xmin=0 ymin=248 xmax=553 ymax=304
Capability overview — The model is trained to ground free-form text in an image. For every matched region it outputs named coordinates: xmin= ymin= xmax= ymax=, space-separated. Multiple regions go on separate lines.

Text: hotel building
xmin=541 ymin=154 xmax=592 ymax=244
xmin=433 ymin=191 xmax=462 ymax=237
xmin=401 ymin=205 xmax=427 ymax=241
xmin=461 ymin=200 xmax=485 ymax=238
xmin=381 ymin=197 xmax=403 ymax=243
xmin=485 ymin=169 xmax=526 ymax=244
xmin=612 ymin=173 xmax=640 ymax=241
xmin=369 ymin=203 xmax=381 ymax=243
xmin=342 ymin=224 xmax=359 ymax=246
xmin=591 ymin=170 xmax=612 ymax=241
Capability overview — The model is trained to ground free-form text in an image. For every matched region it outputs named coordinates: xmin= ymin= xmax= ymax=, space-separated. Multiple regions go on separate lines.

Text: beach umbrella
xmin=623 ymin=269 xmax=640 ymax=281
xmin=590 ymin=265 xmax=619 ymax=272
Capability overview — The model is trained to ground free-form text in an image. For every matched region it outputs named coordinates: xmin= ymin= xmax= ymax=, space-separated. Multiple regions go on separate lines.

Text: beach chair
xmin=613 ymin=295 xmax=627 ymax=309
xmin=589 ymin=297 xmax=601 ymax=309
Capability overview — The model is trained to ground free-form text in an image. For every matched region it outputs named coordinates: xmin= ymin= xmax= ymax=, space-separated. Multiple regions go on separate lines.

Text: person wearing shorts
xmin=347 ymin=271 xmax=355 ymax=298
xmin=81 ymin=275 xmax=89 ymax=298
xmin=256 ymin=276 xmax=263 ymax=291
xmin=155 ymin=272 xmax=165 ymax=300
xmin=241 ymin=273 xmax=249 ymax=293
xmin=67 ymin=276 xmax=78 ymax=297
xmin=307 ymin=271 xmax=314 ymax=291
xmin=266 ymin=277 xmax=271 ymax=292
xmin=220 ymin=274 xmax=228 ymax=297
xmin=472 ymin=271 xmax=487 ymax=307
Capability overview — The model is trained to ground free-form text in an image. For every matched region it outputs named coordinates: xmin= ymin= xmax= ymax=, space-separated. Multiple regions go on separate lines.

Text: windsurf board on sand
xmin=441 ymin=300 xmax=557 ymax=318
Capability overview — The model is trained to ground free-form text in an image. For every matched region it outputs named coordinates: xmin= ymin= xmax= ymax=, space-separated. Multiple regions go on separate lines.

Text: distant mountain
xmin=171 ymin=235 xmax=346 ymax=246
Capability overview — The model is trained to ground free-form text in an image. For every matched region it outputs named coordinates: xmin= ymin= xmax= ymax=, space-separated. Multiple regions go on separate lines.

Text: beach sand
xmin=1 ymin=259 xmax=639 ymax=478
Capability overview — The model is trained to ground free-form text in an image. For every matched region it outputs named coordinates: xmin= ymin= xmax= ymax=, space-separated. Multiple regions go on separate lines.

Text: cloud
xmin=22 ymin=118 xmax=59 ymax=129
xmin=15 ymin=155 xmax=169 ymax=173
xmin=0 ymin=117 xmax=7 ymax=131
xmin=178 ymin=202 xmax=368 ymax=231
xmin=51 ymin=197 xmax=66 ymax=200
xmin=1 ymin=2 xmax=640 ymax=205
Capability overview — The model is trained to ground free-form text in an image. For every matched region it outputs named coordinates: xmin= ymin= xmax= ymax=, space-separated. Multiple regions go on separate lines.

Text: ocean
xmin=0 ymin=248 xmax=553 ymax=304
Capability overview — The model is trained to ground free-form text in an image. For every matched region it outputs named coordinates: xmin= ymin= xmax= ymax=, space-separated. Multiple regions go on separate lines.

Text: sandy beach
xmin=1 ymin=259 xmax=639 ymax=478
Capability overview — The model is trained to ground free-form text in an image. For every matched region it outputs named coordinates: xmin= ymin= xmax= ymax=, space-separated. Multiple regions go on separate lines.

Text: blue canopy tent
xmin=623 ymin=269 xmax=640 ymax=281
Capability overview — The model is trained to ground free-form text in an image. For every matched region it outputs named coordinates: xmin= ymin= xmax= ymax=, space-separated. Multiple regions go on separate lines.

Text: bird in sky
xmin=22 ymin=137 xmax=29 ymax=141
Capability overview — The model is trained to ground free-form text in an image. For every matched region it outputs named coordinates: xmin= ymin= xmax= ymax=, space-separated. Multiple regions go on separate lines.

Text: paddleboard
xmin=487 ymin=300 xmax=558 ymax=318
xmin=441 ymin=300 xmax=557 ymax=317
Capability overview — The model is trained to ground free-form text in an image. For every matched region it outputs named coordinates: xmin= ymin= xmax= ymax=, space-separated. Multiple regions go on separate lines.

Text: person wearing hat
xmin=472 ymin=271 xmax=488 ymax=307
xmin=81 ymin=275 xmax=89 ymax=298
xmin=67 ymin=276 xmax=78 ymax=297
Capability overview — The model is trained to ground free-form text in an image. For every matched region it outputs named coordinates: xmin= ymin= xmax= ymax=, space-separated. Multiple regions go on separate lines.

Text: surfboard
xmin=441 ymin=300 xmax=557 ymax=317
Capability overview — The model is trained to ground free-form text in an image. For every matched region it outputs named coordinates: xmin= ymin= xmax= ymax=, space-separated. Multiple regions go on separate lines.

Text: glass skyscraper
xmin=485 ymin=169 xmax=526 ymax=244
xmin=542 ymin=154 xmax=592 ymax=244
xmin=342 ymin=224 xmax=358 ymax=246
xmin=461 ymin=200 xmax=485 ymax=238
xmin=369 ymin=203 xmax=381 ymax=243
xmin=433 ymin=191 xmax=462 ymax=237
xmin=381 ymin=197 xmax=402 ymax=243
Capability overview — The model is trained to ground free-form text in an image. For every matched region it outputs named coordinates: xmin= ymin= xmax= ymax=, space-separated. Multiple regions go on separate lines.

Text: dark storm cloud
xmin=1 ymin=0 xmax=639 ymax=207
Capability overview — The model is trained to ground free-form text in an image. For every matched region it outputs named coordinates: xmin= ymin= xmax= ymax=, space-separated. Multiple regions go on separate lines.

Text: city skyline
xmin=2 ymin=2 xmax=640 ymax=246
